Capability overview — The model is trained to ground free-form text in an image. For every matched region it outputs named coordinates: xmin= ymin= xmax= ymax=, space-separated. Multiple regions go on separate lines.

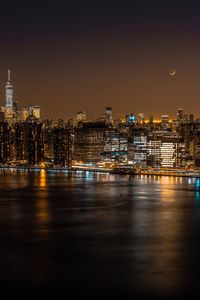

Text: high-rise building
xmin=189 ymin=114 xmax=194 ymax=122
xmin=149 ymin=115 xmax=154 ymax=124
xmin=177 ymin=108 xmax=184 ymax=122
xmin=20 ymin=107 xmax=30 ymax=121
xmin=127 ymin=113 xmax=135 ymax=126
xmin=13 ymin=101 xmax=20 ymax=122
xmin=0 ymin=122 xmax=11 ymax=164
xmin=52 ymin=127 xmax=73 ymax=167
xmin=147 ymin=131 xmax=185 ymax=168
xmin=13 ymin=122 xmax=28 ymax=163
xmin=30 ymin=105 xmax=40 ymax=120
xmin=104 ymin=107 xmax=113 ymax=125
xmin=26 ymin=120 xmax=44 ymax=165
xmin=0 ymin=70 xmax=41 ymax=124
xmin=129 ymin=128 xmax=148 ymax=165
xmin=11 ymin=120 xmax=44 ymax=165
xmin=5 ymin=70 xmax=13 ymax=108
xmin=0 ymin=112 xmax=4 ymax=122
xmin=75 ymin=111 xmax=87 ymax=123
xmin=2 ymin=70 xmax=14 ymax=124
xmin=102 ymin=127 xmax=128 ymax=162
xmin=74 ymin=122 xmax=106 ymax=163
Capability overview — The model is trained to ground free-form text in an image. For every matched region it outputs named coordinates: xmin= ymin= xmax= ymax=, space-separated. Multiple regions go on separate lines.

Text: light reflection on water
xmin=35 ymin=170 xmax=50 ymax=224
xmin=0 ymin=170 xmax=200 ymax=297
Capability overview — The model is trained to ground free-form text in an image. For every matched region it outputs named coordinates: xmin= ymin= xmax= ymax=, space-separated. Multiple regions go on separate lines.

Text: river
xmin=0 ymin=169 xmax=200 ymax=299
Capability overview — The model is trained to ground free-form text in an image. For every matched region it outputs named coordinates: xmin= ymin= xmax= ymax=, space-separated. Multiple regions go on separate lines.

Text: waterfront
xmin=1 ymin=170 xmax=200 ymax=298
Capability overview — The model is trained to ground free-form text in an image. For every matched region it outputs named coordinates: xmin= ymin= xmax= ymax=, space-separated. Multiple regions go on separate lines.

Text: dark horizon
xmin=1 ymin=0 xmax=200 ymax=120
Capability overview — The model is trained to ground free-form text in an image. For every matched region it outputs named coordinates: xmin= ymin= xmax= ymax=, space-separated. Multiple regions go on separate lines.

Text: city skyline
xmin=1 ymin=1 xmax=200 ymax=119
xmin=0 ymin=69 xmax=199 ymax=121
xmin=2 ymin=3 xmax=200 ymax=298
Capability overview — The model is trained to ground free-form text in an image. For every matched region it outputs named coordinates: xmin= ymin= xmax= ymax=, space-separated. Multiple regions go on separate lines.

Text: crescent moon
xmin=169 ymin=70 xmax=176 ymax=76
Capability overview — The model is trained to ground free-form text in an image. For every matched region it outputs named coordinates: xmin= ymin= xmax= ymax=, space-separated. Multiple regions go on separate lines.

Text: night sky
xmin=0 ymin=0 xmax=200 ymax=120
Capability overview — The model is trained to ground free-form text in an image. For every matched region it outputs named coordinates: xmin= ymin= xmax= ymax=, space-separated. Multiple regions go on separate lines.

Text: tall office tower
xmin=149 ymin=115 xmax=154 ymax=124
xmin=20 ymin=107 xmax=30 ymax=121
xmin=3 ymin=70 xmax=14 ymax=124
xmin=13 ymin=122 xmax=28 ymax=163
xmin=105 ymin=107 xmax=113 ymax=125
xmin=52 ymin=127 xmax=73 ymax=167
xmin=30 ymin=105 xmax=40 ymax=120
xmin=26 ymin=121 xmax=44 ymax=165
xmin=128 ymin=128 xmax=148 ymax=165
xmin=13 ymin=101 xmax=20 ymax=122
xmin=0 ymin=122 xmax=11 ymax=164
xmin=177 ymin=108 xmax=184 ymax=121
xmin=5 ymin=70 xmax=13 ymax=108
xmin=127 ymin=113 xmax=135 ymax=126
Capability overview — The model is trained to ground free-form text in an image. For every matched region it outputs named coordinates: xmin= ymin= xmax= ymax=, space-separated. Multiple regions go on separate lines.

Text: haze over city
xmin=1 ymin=0 xmax=200 ymax=119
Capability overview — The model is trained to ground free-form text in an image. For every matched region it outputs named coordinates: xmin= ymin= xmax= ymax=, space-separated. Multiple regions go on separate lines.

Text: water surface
xmin=0 ymin=170 xmax=200 ymax=299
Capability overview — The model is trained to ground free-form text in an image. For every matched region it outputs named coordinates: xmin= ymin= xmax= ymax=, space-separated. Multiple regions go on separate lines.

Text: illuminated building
xmin=52 ymin=127 xmax=72 ymax=167
xmin=149 ymin=115 xmax=154 ymax=124
xmin=129 ymin=129 xmax=148 ymax=165
xmin=161 ymin=114 xmax=169 ymax=124
xmin=136 ymin=113 xmax=145 ymax=123
xmin=147 ymin=131 xmax=185 ymax=168
xmin=12 ymin=119 xmax=44 ymax=165
xmin=160 ymin=142 xmax=177 ymax=167
xmin=43 ymin=125 xmax=54 ymax=162
xmin=0 ymin=122 xmax=10 ymax=164
xmin=74 ymin=122 xmax=106 ymax=163
xmin=2 ymin=70 xmax=14 ymax=124
xmin=0 ymin=71 xmax=42 ymax=124
xmin=13 ymin=122 xmax=28 ymax=163
xmin=104 ymin=107 xmax=113 ymax=125
xmin=127 ymin=113 xmax=135 ymax=126
xmin=194 ymin=144 xmax=200 ymax=167
xmin=75 ymin=111 xmax=87 ymax=123
xmin=102 ymin=126 xmax=128 ymax=162
xmin=13 ymin=101 xmax=20 ymax=122
xmin=30 ymin=105 xmax=40 ymax=120
xmin=189 ymin=140 xmax=200 ymax=167
xmin=26 ymin=120 xmax=44 ymax=165
xmin=20 ymin=107 xmax=30 ymax=121
xmin=5 ymin=70 xmax=13 ymax=108
xmin=160 ymin=115 xmax=171 ymax=130
xmin=147 ymin=136 xmax=162 ymax=167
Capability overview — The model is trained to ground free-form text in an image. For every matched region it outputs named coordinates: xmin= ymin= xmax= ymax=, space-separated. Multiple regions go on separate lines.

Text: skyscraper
xmin=5 ymin=70 xmax=13 ymax=108
xmin=105 ymin=107 xmax=113 ymax=125
xmin=30 ymin=105 xmax=40 ymax=120
xmin=2 ymin=70 xmax=14 ymax=124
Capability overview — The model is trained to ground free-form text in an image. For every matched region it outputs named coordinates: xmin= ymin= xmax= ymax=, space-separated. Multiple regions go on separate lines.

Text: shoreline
xmin=0 ymin=165 xmax=200 ymax=178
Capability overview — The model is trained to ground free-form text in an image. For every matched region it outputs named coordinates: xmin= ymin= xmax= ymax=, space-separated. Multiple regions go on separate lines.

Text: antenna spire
xmin=8 ymin=69 xmax=10 ymax=83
